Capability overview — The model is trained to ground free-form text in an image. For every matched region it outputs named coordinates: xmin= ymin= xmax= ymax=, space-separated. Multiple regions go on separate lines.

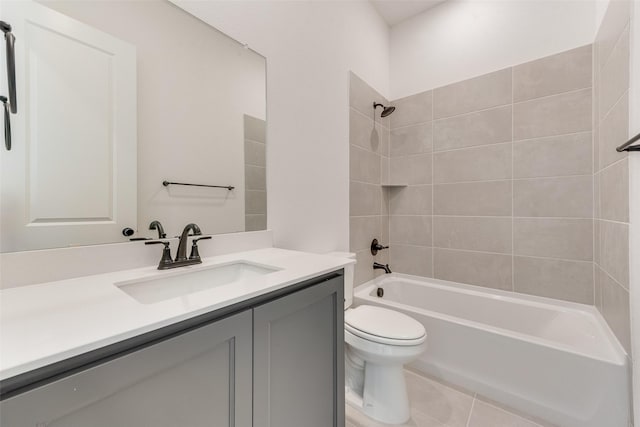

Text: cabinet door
xmin=0 ymin=311 xmax=252 ymax=427
xmin=253 ymin=275 xmax=345 ymax=427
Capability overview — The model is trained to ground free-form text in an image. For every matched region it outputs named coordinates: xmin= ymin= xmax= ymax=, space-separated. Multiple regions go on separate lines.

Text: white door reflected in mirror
xmin=0 ymin=0 xmax=136 ymax=252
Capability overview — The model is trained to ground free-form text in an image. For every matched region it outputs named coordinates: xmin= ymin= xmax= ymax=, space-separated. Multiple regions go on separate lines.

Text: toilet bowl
xmin=344 ymin=305 xmax=426 ymax=424
xmin=325 ymin=252 xmax=427 ymax=425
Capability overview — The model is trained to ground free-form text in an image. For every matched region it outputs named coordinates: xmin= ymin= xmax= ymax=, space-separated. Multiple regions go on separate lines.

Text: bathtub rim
xmin=355 ymin=273 xmax=628 ymax=366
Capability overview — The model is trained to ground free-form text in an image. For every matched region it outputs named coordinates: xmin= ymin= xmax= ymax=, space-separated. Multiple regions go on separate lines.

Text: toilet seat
xmin=345 ymin=305 xmax=426 ymax=346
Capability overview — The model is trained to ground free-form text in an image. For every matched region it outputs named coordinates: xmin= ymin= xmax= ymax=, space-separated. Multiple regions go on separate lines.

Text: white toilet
xmin=329 ymin=252 xmax=427 ymax=425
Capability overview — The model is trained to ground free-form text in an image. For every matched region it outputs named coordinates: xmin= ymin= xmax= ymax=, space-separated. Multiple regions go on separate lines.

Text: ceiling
xmin=370 ymin=0 xmax=447 ymax=26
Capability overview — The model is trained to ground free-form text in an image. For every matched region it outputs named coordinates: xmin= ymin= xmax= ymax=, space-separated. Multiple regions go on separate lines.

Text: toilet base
xmin=343 ymin=310 xmax=426 ymax=425
xmin=345 ymin=362 xmax=411 ymax=425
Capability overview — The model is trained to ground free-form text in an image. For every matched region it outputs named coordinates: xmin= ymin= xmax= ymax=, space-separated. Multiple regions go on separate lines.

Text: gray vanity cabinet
xmin=253 ymin=275 xmax=345 ymax=427
xmin=0 ymin=272 xmax=344 ymax=427
xmin=0 ymin=311 xmax=253 ymax=427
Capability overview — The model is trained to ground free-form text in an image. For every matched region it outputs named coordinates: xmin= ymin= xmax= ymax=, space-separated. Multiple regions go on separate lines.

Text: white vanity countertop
xmin=0 ymin=248 xmax=354 ymax=380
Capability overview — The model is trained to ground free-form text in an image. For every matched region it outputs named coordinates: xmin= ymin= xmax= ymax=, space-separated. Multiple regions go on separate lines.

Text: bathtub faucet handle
xmin=371 ymin=238 xmax=389 ymax=256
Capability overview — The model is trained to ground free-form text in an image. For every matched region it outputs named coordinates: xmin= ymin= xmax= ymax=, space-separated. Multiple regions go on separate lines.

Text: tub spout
xmin=373 ymin=262 xmax=392 ymax=274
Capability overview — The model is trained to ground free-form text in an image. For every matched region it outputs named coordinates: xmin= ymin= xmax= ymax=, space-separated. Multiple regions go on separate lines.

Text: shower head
xmin=381 ymin=105 xmax=395 ymax=117
xmin=373 ymin=102 xmax=396 ymax=118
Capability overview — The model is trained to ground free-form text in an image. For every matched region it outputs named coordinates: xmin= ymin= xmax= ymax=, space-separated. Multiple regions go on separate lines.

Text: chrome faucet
xmin=176 ymin=223 xmax=202 ymax=261
xmin=373 ymin=262 xmax=392 ymax=274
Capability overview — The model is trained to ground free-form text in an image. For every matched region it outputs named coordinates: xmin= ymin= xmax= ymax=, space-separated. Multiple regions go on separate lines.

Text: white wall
xmin=596 ymin=0 xmax=611 ymax=29
xmin=390 ymin=0 xmax=598 ymax=99
xmin=172 ymin=0 xmax=389 ymax=253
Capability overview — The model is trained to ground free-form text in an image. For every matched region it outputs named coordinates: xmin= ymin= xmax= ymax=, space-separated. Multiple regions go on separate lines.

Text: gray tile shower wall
xmin=384 ymin=44 xmax=596 ymax=304
xmin=350 ymin=33 xmax=631 ymax=360
xmin=349 ymin=73 xmax=391 ymax=285
xmin=388 ymin=90 xmax=436 ymax=282
xmin=593 ymin=0 xmax=632 ymax=356
xmin=244 ymin=115 xmax=267 ymax=231
xmin=347 ymin=5 xmax=634 ymax=422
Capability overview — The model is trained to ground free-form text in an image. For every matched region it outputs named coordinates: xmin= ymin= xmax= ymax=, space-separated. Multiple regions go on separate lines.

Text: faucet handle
xmin=190 ymin=236 xmax=212 ymax=260
xmin=370 ymin=238 xmax=390 ymax=255
xmin=145 ymin=241 xmax=173 ymax=269
xmin=145 ymin=240 xmax=170 ymax=246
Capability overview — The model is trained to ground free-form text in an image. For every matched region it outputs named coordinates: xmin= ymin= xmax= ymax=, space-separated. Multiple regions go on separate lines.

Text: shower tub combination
xmin=354 ymin=274 xmax=630 ymax=427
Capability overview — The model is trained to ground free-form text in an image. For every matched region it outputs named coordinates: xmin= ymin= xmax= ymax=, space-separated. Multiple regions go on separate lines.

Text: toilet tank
xmin=325 ymin=252 xmax=356 ymax=309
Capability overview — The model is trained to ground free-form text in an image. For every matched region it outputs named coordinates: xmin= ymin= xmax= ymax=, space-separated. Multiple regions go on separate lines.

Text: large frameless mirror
xmin=0 ymin=0 xmax=267 ymax=252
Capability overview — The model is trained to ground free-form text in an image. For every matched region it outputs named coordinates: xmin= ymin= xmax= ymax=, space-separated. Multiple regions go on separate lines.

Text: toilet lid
xmin=345 ymin=305 xmax=425 ymax=341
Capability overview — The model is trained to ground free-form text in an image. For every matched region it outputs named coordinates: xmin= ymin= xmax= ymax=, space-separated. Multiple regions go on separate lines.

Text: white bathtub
xmin=354 ymin=273 xmax=630 ymax=427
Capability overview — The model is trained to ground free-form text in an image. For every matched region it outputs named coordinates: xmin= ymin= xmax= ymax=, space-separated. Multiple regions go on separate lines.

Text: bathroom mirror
xmin=0 ymin=0 xmax=267 ymax=252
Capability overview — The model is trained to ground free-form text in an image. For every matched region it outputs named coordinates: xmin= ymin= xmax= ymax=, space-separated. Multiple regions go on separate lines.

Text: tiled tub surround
xmin=593 ymin=0 xmax=633 ymax=363
xmin=244 ymin=115 xmax=267 ymax=231
xmin=349 ymin=43 xmax=634 ymax=424
xmin=349 ymin=73 xmax=391 ymax=285
xmin=348 ymin=39 xmax=635 ymax=425
xmin=385 ymin=45 xmax=596 ymax=305
xmin=354 ymin=274 xmax=629 ymax=427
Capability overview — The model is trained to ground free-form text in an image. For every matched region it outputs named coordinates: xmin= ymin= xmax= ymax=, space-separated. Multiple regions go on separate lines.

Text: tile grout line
xmin=600 ymin=262 xmax=630 ymax=293
xmin=351 ymin=142 xmax=387 ymax=159
xmin=592 ymin=45 xmax=598 ymax=306
xmin=511 ymin=66 xmax=516 ymax=292
xmin=397 ymin=243 xmax=593 ymax=264
xmin=432 ymin=129 xmax=592 ymax=155
xmin=597 ymin=18 xmax=630 ymax=69
xmin=350 ymin=105 xmax=391 ymax=132
xmin=512 ymin=129 xmax=593 ymax=144
xmin=393 ymin=118 xmax=591 ymax=157
xmin=351 ymin=138 xmax=389 ymax=158
xmin=430 ymin=140 xmax=510 ymax=155
xmin=405 ymin=214 xmax=596 ymax=222
xmin=599 ymin=217 xmax=631 ymax=226
xmin=481 ymin=398 xmax=548 ymax=427
xmin=431 ymin=88 xmax=435 ymax=279
xmin=435 ymin=173 xmax=594 ymax=185
xmin=428 ymin=84 xmax=592 ymax=123
xmin=388 ymin=118 xmax=432 ymax=132
xmin=432 ymin=214 xmax=594 ymax=220
xmin=599 ymin=155 xmax=629 ymax=175
xmin=433 ymin=246 xmax=593 ymax=264
xmin=433 ymin=102 xmax=512 ymax=122
xmin=512 ymin=85 xmax=593 ymax=106
xmin=598 ymin=86 xmax=630 ymax=127
xmin=387 ymin=126 xmax=391 ymax=267
xmin=465 ymin=396 xmax=476 ymax=427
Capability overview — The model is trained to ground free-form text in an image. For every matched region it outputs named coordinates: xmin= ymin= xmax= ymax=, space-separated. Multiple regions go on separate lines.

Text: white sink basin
xmin=115 ymin=262 xmax=279 ymax=304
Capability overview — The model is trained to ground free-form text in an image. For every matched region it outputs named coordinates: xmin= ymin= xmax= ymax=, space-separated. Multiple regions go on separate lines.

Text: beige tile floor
xmin=346 ymin=369 xmax=557 ymax=427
